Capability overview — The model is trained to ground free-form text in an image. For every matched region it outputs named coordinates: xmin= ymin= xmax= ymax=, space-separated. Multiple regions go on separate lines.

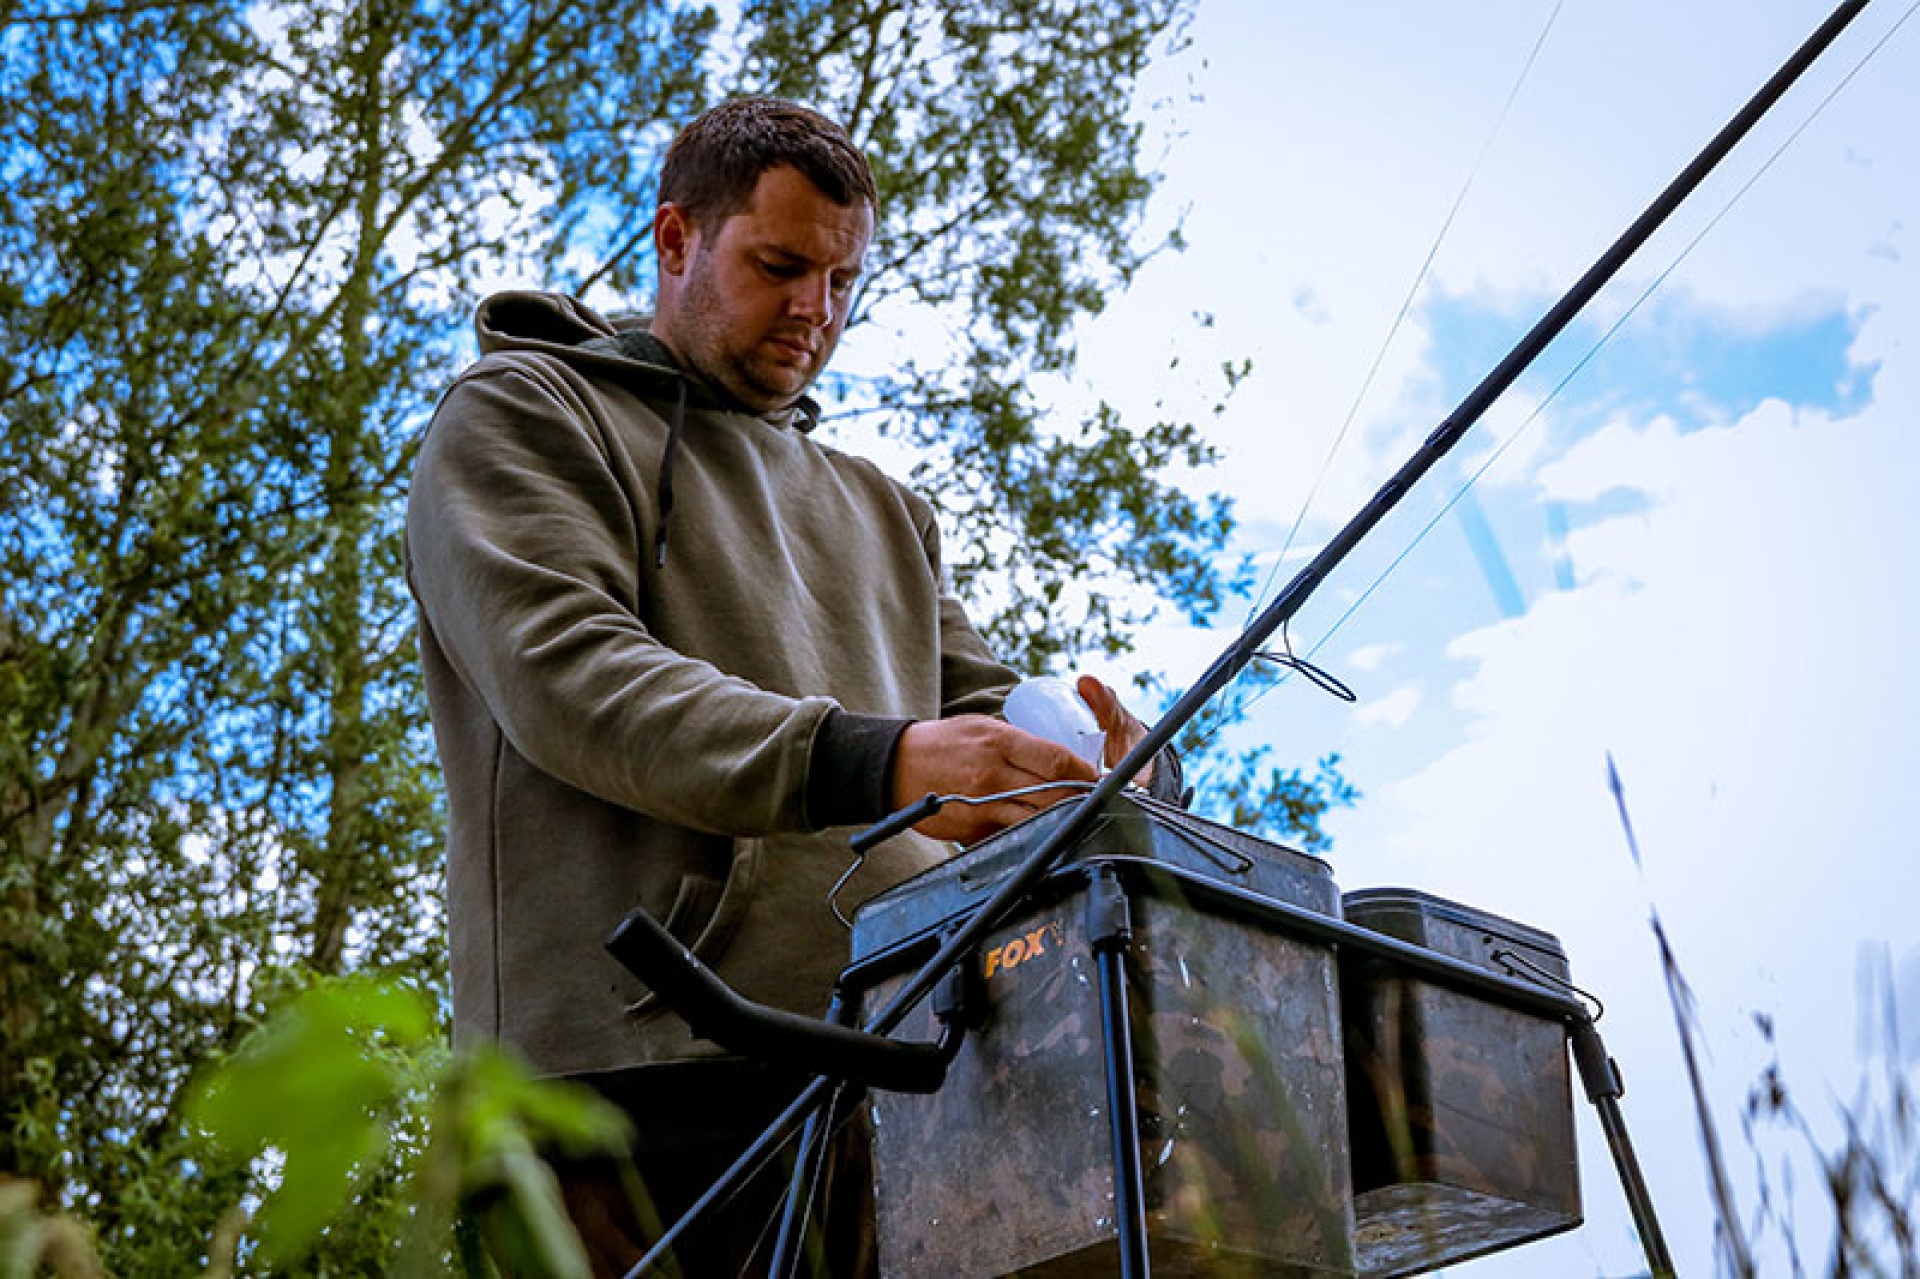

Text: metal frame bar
xmin=1087 ymin=865 xmax=1151 ymax=1278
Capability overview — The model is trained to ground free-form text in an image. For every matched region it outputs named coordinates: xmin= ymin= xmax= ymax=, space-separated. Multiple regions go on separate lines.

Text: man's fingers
xmin=1076 ymin=674 xmax=1142 ymax=742
xmin=1075 ymin=674 xmax=1154 ymax=784
xmin=995 ymin=722 xmax=1098 ymax=787
xmin=890 ymin=716 xmax=1101 ymax=845
xmin=889 ymin=692 xmax=1162 ymax=847
xmin=1075 ymin=675 xmax=1122 ymax=731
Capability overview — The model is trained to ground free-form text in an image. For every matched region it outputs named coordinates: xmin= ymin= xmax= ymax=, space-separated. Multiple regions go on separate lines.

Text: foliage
xmin=3 ymin=0 xmax=707 ymax=1265
xmin=182 ymin=976 xmax=635 ymax=1278
xmin=2 ymin=977 xmax=634 ymax=1278
xmin=1137 ymin=665 xmax=1360 ymax=850
xmin=0 ymin=0 xmax=1350 ymax=1269
xmin=186 ymin=979 xmax=436 ymax=1268
xmin=1653 ymin=956 xmax=1920 ymax=1279
xmin=1199 ymin=750 xmax=1358 ymax=855
xmin=1738 ymin=986 xmax=1917 ymax=1278
xmin=729 ymin=0 xmax=1238 ymax=669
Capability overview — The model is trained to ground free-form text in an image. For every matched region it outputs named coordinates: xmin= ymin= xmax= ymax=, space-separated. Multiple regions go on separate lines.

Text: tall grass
xmin=1610 ymin=754 xmax=1917 ymax=1279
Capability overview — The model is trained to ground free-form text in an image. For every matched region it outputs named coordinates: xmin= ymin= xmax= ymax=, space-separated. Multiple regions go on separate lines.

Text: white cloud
xmin=1342 ymin=641 xmax=1402 ymax=673
xmin=1352 ymin=682 xmax=1421 ymax=729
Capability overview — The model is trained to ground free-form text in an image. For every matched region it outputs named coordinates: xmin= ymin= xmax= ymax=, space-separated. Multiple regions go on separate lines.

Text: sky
xmin=1048 ymin=1 xmax=1917 ymax=1272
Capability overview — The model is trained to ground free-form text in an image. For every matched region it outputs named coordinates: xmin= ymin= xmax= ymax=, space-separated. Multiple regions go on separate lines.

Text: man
xmin=406 ymin=97 xmax=1176 ymax=1276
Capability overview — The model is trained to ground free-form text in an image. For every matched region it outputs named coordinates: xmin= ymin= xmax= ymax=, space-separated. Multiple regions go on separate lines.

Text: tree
xmin=727 ymin=0 xmax=1238 ymax=669
xmin=1 ymin=0 xmax=1348 ymax=1268
xmin=3 ymin=1 xmax=712 ymax=1267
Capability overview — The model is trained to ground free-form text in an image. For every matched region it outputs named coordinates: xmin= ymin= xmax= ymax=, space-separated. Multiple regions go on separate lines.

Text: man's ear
xmin=654 ymin=203 xmax=696 ymax=275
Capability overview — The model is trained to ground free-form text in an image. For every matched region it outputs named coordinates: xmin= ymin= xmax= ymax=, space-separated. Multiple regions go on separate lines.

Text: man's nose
xmin=788 ymin=272 xmax=834 ymax=327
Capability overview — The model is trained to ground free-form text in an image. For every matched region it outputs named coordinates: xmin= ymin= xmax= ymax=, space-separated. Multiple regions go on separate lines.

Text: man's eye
xmin=760 ymin=259 xmax=800 ymax=278
xmin=831 ymin=275 xmax=857 ymax=295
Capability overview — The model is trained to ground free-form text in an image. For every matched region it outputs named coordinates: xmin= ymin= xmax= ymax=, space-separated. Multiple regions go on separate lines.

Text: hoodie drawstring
xmin=575 ymin=324 xmax=817 ymax=569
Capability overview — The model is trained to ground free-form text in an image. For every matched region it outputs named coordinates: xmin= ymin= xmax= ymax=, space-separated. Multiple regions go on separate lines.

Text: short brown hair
xmin=658 ymin=97 xmax=878 ymax=236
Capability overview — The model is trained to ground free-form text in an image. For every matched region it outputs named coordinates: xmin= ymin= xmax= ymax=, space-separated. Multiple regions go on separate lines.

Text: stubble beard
xmin=676 ymin=261 xmax=818 ymax=413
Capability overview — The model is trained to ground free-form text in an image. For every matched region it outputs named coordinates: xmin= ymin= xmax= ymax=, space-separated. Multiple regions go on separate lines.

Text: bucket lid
xmin=1343 ymin=886 xmax=1566 ymax=962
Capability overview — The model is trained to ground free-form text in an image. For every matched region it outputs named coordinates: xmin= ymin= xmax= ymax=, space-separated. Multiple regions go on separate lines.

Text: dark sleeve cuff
xmin=805 ymin=709 xmax=914 ymax=829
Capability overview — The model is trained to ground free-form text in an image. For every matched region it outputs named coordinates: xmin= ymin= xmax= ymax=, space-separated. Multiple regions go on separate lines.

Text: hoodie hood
xmin=472 ymin=291 xmax=822 ymax=432
xmin=473 ymin=291 xmax=821 ymax=564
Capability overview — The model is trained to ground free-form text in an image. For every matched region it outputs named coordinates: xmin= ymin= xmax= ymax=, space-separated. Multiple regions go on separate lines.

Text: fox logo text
xmin=981 ymin=920 xmax=1065 ymax=981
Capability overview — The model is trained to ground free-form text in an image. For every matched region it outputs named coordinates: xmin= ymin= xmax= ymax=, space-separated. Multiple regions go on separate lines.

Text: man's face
xmin=651 ymin=164 xmax=874 ymax=413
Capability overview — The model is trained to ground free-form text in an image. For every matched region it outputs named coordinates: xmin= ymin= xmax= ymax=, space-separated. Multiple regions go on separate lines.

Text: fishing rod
xmin=613 ymin=4 xmax=1874 ymax=1273
xmin=855 ymin=0 xmax=1873 ymax=1074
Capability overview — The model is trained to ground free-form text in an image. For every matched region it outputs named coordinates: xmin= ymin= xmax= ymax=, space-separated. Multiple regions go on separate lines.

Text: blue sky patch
xmin=1418 ymin=287 xmax=1877 ymax=434
xmin=1454 ymin=488 xmax=1526 ymax=619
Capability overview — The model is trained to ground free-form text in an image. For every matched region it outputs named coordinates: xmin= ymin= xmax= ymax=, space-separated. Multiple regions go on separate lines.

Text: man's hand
xmin=891 ymin=715 xmax=1098 ymax=845
xmin=1075 ymin=674 xmax=1156 ymax=789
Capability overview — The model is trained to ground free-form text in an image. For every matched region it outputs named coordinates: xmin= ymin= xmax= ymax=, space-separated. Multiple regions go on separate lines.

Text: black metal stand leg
xmin=623 ymin=1077 xmax=836 ymax=1279
xmin=770 ymin=993 xmax=857 ymax=1279
xmin=1570 ymin=1017 xmax=1676 ymax=1278
xmin=769 ymin=1090 xmax=836 ymax=1279
xmin=1089 ymin=866 xmax=1150 ymax=1279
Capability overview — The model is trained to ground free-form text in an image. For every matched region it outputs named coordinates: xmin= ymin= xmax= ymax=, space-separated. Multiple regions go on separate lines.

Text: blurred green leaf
xmin=186 ymin=978 xmax=431 ymax=1266
xmin=0 ymin=1178 xmax=102 ymax=1279
xmin=462 ymin=1049 xmax=632 ymax=1159
xmin=472 ymin=1135 xmax=594 ymax=1279
xmin=396 ymin=1044 xmax=629 ymax=1278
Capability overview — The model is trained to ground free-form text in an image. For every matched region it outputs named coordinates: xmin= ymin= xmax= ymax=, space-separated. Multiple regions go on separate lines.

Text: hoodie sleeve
xmin=406 ymin=364 xmax=827 ymax=837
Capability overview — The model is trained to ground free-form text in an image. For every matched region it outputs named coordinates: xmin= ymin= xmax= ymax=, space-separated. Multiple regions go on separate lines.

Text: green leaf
xmin=464 ymin=1049 xmax=633 ymax=1158
xmin=477 ymin=1137 xmax=594 ymax=1279
xmin=185 ymin=978 xmax=432 ymax=1266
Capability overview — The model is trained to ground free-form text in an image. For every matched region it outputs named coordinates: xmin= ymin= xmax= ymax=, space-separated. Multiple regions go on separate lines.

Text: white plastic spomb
xmin=1002 ymin=676 xmax=1105 ymax=767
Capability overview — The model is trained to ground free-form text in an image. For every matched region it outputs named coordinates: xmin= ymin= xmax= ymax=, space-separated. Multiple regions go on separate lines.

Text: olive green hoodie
xmin=405 ymin=291 xmax=1017 ymax=1077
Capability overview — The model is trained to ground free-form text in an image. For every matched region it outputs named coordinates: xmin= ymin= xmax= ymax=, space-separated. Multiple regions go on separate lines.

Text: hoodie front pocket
xmin=624 ymin=836 xmax=763 ymax=1022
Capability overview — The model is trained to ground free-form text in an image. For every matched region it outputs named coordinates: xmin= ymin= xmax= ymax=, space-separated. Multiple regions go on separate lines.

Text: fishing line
xmin=1247 ymin=0 xmax=1566 ymax=628
xmin=1255 ymin=618 xmax=1356 ymax=703
xmin=1204 ymin=0 xmax=1562 ymax=750
xmin=1286 ymin=0 xmax=1918 ymax=674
